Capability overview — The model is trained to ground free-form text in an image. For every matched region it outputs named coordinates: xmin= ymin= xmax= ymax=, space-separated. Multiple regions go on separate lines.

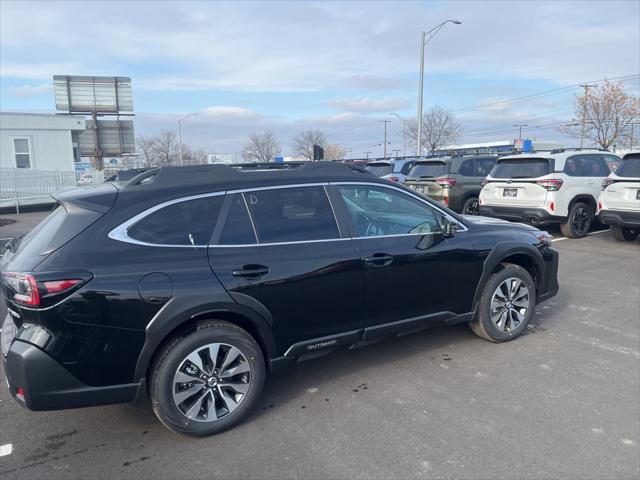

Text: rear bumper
xmin=598 ymin=209 xmax=640 ymax=228
xmin=479 ymin=205 xmax=564 ymax=225
xmin=3 ymin=340 xmax=139 ymax=411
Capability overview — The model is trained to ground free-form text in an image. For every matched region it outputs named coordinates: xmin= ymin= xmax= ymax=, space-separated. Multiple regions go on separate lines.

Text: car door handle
xmin=232 ymin=265 xmax=270 ymax=277
xmin=363 ymin=253 xmax=394 ymax=267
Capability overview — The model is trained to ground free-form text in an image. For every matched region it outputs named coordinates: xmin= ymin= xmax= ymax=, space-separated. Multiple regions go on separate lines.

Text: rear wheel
xmin=462 ymin=197 xmax=480 ymax=215
xmin=149 ymin=320 xmax=265 ymax=437
xmin=612 ymin=225 xmax=640 ymax=241
xmin=560 ymin=202 xmax=592 ymax=238
xmin=469 ymin=263 xmax=535 ymax=342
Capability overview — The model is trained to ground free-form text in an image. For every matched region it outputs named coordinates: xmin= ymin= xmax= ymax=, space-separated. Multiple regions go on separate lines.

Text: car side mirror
xmin=441 ymin=219 xmax=458 ymax=238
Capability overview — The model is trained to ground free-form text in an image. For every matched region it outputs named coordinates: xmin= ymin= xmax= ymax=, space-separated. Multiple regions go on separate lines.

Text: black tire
xmin=611 ymin=225 xmax=640 ymax=241
xmin=149 ymin=320 xmax=265 ymax=437
xmin=462 ymin=197 xmax=480 ymax=215
xmin=469 ymin=263 xmax=536 ymax=342
xmin=560 ymin=202 xmax=592 ymax=238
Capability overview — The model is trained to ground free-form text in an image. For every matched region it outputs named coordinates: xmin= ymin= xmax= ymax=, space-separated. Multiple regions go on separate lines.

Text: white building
xmin=0 ymin=112 xmax=86 ymax=171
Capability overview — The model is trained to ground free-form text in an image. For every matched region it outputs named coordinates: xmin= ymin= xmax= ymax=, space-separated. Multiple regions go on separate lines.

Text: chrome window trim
xmin=240 ymin=192 xmax=260 ymax=243
xmin=107 ymin=190 xmax=226 ymax=248
xmin=109 ymin=180 xmax=467 ymax=249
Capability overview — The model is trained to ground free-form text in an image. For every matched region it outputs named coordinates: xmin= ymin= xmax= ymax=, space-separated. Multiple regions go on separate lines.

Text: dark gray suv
xmin=405 ymin=155 xmax=498 ymax=214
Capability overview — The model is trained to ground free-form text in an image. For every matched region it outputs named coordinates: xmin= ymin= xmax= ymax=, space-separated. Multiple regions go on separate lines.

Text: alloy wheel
xmin=572 ymin=207 xmax=590 ymax=235
xmin=490 ymin=277 xmax=530 ymax=333
xmin=465 ymin=200 xmax=480 ymax=215
xmin=172 ymin=343 xmax=251 ymax=422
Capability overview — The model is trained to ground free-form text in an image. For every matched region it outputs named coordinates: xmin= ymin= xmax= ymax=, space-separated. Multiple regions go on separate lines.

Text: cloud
xmin=200 ymin=106 xmax=262 ymax=120
xmin=8 ymin=83 xmax=51 ymax=96
xmin=329 ymin=96 xmax=410 ymax=113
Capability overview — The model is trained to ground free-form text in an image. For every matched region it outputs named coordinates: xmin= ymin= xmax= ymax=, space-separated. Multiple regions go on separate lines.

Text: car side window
xmin=128 ymin=195 xmax=223 ymax=245
xmin=476 ymin=157 xmax=496 ymax=176
xmin=337 ymin=185 xmax=440 ymax=237
xmin=245 ymin=186 xmax=339 ymax=243
xmin=219 ymin=194 xmax=257 ymax=245
xmin=564 ymin=156 xmax=582 ymax=176
xmin=458 ymin=159 xmax=476 ymax=177
xmin=400 ymin=161 xmax=414 ymax=175
xmin=602 ymin=155 xmax=621 ymax=173
xmin=581 ymin=155 xmax=608 ymax=177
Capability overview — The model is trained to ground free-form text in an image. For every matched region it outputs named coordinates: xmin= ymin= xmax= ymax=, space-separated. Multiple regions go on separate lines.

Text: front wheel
xmin=612 ymin=225 xmax=640 ymax=241
xmin=462 ymin=197 xmax=480 ymax=215
xmin=560 ymin=202 xmax=592 ymax=238
xmin=469 ymin=263 xmax=536 ymax=342
xmin=149 ymin=320 xmax=265 ymax=437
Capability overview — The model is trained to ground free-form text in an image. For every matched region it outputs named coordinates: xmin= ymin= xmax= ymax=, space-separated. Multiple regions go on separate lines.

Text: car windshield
xmin=366 ymin=163 xmax=393 ymax=176
xmin=408 ymin=162 xmax=448 ymax=178
xmin=491 ymin=158 xmax=551 ymax=178
xmin=615 ymin=155 xmax=640 ymax=178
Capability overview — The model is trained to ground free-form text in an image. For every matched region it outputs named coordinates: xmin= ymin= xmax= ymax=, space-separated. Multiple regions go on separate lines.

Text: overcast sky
xmin=1 ymin=0 xmax=639 ymax=157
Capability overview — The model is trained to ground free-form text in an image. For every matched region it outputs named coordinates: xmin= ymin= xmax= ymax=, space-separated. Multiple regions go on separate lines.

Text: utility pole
xmin=380 ymin=120 xmax=391 ymax=158
xmin=579 ymin=83 xmax=596 ymax=148
xmin=513 ymin=124 xmax=527 ymax=140
xmin=392 ymin=149 xmax=401 ymax=158
xmin=364 ymin=151 xmax=372 ymax=159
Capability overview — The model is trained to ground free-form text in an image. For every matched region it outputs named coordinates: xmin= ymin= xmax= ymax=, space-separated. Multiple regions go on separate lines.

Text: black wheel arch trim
xmin=133 ymin=294 xmax=277 ymax=382
xmin=472 ymin=242 xmax=545 ymax=313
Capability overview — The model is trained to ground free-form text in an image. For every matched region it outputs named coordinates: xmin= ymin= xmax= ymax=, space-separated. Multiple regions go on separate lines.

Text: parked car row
xmin=365 ymin=150 xmax=639 ymax=240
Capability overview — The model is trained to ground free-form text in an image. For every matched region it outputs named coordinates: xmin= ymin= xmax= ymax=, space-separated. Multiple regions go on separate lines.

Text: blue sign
xmin=523 ymin=139 xmax=533 ymax=153
xmin=274 ymin=155 xmax=284 ymax=163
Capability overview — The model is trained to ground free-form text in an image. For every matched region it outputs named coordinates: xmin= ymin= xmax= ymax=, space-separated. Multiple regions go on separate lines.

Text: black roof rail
xmin=549 ymin=147 xmax=611 ymax=154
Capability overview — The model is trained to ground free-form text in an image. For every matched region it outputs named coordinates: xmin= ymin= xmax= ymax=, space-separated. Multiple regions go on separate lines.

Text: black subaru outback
xmin=1 ymin=162 xmax=559 ymax=437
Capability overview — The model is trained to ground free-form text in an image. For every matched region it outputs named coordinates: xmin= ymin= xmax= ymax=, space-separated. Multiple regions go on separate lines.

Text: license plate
xmin=412 ymin=185 xmax=426 ymax=193
xmin=503 ymin=188 xmax=518 ymax=197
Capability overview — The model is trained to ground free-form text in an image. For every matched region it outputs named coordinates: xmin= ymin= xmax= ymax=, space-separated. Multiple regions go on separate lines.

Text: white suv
xmin=597 ymin=151 xmax=640 ymax=241
xmin=479 ymin=149 xmax=620 ymax=238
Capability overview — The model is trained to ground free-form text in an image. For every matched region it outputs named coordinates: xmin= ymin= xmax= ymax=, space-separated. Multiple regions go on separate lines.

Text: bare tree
xmin=324 ymin=144 xmax=346 ymax=160
xmin=136 ymin=135 xmax=158 ymax=167
xmin=293 ymin=129 xmax=327 ymax=160
xmin=153 ymin=130 xmax=180 ymax=165
xmin=561 ymin=80 xmax=640 ymax=149
xmin=242 ymin=132 xmax=281 ymax=163
xmin=406 ymin=107 xmax=463 ymax=154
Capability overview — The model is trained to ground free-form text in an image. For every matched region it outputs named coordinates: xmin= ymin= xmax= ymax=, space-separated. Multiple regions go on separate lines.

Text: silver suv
xmin=479 ymin=149 xmax=621 ymax=238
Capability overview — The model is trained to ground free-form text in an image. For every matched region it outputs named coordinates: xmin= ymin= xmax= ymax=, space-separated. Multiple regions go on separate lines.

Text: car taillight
xmin=43 ymin=279 xmax=81 ymax=294
xmin=601 ymin=178 xmax=616 ymax=190
xmin=436 ymin=178 xmax=456 ymax=188
xmin=442 ymin=196 xmax=449 ymax=206
xmin=388 ymin=176 xmax=400 ymax=182
xmin=17 ymin=387 xmax=25 ymax=402
xmin=535 ymin=179 xmax=563 ymax=191
xmin=1 ymin=272 xmax=86 ymax=308
xmin=2 ymin=273 xmax=40 ymax=306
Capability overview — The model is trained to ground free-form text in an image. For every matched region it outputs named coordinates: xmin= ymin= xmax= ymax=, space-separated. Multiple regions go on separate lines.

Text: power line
xmin=452 ymin=74 xmax=638 ymax=114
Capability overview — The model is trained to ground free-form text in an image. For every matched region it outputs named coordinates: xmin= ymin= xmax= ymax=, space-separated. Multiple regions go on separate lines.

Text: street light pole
xmin=513 ymin=124 xmax=528 ymax=140
xmin=416 ymin=20 xmax=462 ymax=157
xmin=178 ymin=113 xmax=197 ymax=166
xmin=364 ymin=151 xmax=372 ymax=159
xmin=390 ymin=113 xmax=407 ymax=156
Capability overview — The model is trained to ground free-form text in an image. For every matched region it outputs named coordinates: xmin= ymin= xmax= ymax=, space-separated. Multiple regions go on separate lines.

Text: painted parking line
xmin=0 ymin=444 xmax=13 ymax=457
xmin=552 ymin=229 xmax=611 ymax=242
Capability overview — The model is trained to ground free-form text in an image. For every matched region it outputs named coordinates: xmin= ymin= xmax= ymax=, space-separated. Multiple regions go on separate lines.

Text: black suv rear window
xmin=128 ymin=196 xmax=223 ymax=245
xmin=615 ymin=155 xmax=640 ymax=177
xmin=491 ymin=159 xmax=551 ymax=178
xmin=366 ymin=163 xmax=393 ymax=176
xmin=409 ymin=162 xmax=449 ymax=178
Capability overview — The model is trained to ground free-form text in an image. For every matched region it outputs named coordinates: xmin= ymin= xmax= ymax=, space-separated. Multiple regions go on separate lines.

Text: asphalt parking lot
xmin=0 ymin=212 xmax=639 ymax=479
